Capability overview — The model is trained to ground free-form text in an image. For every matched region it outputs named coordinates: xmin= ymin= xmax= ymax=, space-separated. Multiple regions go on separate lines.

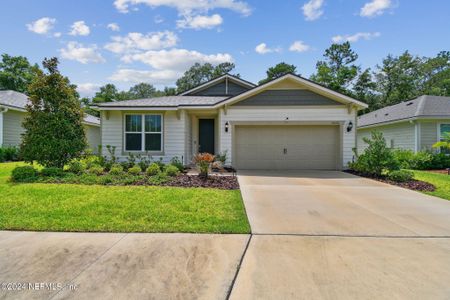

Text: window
xmin=439 ymin=124 xmax=450 ymax=154
xmin=125 ymin=114 xmax=163 ymax=152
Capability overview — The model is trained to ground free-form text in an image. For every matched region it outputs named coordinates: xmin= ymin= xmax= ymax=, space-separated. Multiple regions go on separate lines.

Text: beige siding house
xmin=357 ymin=95 xmax=450 ymax=154
xmin=0 ymin=90 xmax=101 ymax=150
xmin=96 ymin=74 xmax=367 ymax=170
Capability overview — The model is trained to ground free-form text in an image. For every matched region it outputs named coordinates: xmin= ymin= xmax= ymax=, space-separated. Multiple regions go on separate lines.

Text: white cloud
xmin=177 ymin=14 xmax=223 ymax=30
xmin=289 ymin=41 xmax=310 ymax=52
xmin=255 ymin=43 xmax=281 ymax=54
xmin=77 ymin=83 xmax=101 ymax=96
xmin=53 ymin=32 xmax=62 ymax=38
xmin=302 ymin=0 xmax=324 ymax=21
xmin=332 ymin=32 xmax=381 ymax=43
xmin=154 ymin=15 xmax=164 ymax=24
xmin=121 ymin=48 xmax=233 ymax=71
xmin=26 ymin=17 xmax=56 ymax=35
xmin=59 ymin=42 xmax=105 ymax=64
xmin=104 ymin=31 xmax=178 ymax=54
xmin=113 ymin=0 xmax=251 ymax=15
xmin=360 ymin=0 xmax=392 ymax=17
xmin=69 ymin=21 xmax=90 ymax=36
xmin=109 ymin=69 xmax=179 ymax=84
xmin=107 ymin=23 xmax=120 ymax=31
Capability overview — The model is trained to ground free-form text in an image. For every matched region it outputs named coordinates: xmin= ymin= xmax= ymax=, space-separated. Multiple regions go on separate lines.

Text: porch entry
xmin=199 ymin=119 xmax=215 ymax=154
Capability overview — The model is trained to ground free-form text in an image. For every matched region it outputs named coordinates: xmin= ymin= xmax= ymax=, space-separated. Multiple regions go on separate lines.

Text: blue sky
xmin=0 ymin=0 xmax=449 ymax=97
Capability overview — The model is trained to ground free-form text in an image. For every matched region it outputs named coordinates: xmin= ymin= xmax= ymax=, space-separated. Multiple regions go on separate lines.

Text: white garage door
xmin=234 ymin=125 xmax=340 ymax=170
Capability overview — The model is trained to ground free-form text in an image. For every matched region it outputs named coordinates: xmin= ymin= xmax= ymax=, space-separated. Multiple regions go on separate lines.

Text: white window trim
xmin=124 ymin=113 xmax=163 ymax=152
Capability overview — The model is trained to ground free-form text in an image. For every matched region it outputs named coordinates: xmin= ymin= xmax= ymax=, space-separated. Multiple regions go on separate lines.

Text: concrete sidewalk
xmin=0 ymin=231 xmax=249 ymax=300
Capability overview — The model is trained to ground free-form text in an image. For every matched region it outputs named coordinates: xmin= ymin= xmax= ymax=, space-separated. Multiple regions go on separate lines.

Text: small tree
xmin=353 ymin=131 xmax=399 ymax=176
xmin=20 ymin=57 xmax=86 ymax=168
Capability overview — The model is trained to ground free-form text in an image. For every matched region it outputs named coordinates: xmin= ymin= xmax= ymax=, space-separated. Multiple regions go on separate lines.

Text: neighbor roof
xmin=179 ymin=73 xmax=256 ymax=96
xmin=0 ymin=90 xmax=100 ymax=126
xmin=358 ymin=95 xmax=450 ymax=128
xmin=96 ymin=95 xmax=228 ymax=108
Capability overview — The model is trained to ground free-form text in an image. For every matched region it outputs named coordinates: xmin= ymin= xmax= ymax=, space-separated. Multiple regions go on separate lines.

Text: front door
xmin=199 ymin=119 xmax=215 ymax=154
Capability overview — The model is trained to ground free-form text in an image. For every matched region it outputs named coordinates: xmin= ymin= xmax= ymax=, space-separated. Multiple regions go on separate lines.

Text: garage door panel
xmin=235 ymin=125 xmax=339 ymax=170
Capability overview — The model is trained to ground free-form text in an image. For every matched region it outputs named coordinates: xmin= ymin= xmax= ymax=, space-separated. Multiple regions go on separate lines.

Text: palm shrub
xmin=351 ymin=131 xmax=399 ymax=176
xmin=433 ymin=132 xmax=450 ymax=152
xmin=193 ymin=153 xmax=215 ymax=178
xmin=20 ymin=58 xmax=86 ymax=168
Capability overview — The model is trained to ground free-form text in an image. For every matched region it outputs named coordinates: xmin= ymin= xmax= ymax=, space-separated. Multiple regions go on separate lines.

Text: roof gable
xmin=220 ymin=74 xmax=368 ymax=109
xmin=180 ymin=74 xmax=255 ymax=96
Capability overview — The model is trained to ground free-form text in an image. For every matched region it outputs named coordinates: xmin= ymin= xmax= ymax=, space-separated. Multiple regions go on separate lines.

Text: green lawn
xmin=411 ymin=170 xmax=450 ymax=201
xmin=0 ymin=162 xmax=250 ymax=233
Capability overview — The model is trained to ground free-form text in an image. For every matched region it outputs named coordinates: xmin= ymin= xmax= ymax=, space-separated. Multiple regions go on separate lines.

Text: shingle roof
xmin=358 ymin=95 xmax=450 ymax=127
xmin=0 ymin=90 xmax=100 ymax=126
xmin=96 ymin=95 xmax=229 ymax=107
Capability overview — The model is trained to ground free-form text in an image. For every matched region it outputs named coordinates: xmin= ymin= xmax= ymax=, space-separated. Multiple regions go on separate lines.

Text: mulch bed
xmin=345 ymin=170 xmax=436 ymax=192
xmin=164 ymin=174 xmax=240 ymax=190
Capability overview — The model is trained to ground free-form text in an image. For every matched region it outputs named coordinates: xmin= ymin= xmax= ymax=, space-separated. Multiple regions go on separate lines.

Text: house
xmin=357 ymin=95 xmax=450 ymax=154
xmin=95 ymin=73 xmax=367 ymax=170
xmin=0 ymin=90 xmax=101 ymax=151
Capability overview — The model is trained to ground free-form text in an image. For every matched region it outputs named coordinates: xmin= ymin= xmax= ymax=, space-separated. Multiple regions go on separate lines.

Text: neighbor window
xmin=440 ymin=124 xmax=450 ymax=154
xmin=125 ymin=114 xmax=162 ymax=152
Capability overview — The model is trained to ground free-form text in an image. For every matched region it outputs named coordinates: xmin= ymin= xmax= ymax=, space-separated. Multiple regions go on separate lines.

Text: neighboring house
xmin=95 ymin=73 xmax=367 ymax=170
xmin=0 ymin=90 xmax=101 ymax=151
xmin=357 ymin=95 xmax=450 ymax=154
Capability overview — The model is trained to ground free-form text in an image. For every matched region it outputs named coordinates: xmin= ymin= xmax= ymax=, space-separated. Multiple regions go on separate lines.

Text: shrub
xmin=11 ymin=166 xmax=38 ymax=182
xmin=109 ymin=164 xmax=124 ymax=175
xmin=193 ymin=153 xmax=215 ymax=178
xmin=41 ymin=167 xmax=65 ymax=177
xmin=148 ymin=172 xmax=169 ymax=185
xmin=352 ymin=131 xmax=399 ymax=176
xmin=138 ymin=154 xmax=152 ymax=171
xmin=215 ymin=150 xmax=228 ymax=164
xmin=88 ymin=165 xmax=104 ymax=175
xmin=152 ymin=157 xmax=165 ymax=170
xmin=430 ymin=152 xmax=450 ymax=169
xmin=387 ymin=170 xmax=414 ymax=182
xmin=0 ymin=147 xmax=19 ymax=162
xmin=409 ymin=151 xmax=433 ymax=170
xmin=67 ymin=160 xmax=86 ymax=174
xmin=393 ymin=149 xmax=415 ymax=169
xmin=165 ymin=164 xmax=180 ymax=177
xmin=170 ymin=156 xmax=184 ymax=172
xmin=128 ymin=165 xmax=141 ymax=175
xmin=146 ymin=163 xmax=161 ymax=176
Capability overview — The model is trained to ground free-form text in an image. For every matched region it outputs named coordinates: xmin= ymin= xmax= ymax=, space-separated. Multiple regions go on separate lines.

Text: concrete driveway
xmin=238 ymin=170 xmax=450 ymax=236
xmin=229 ymin=170 xmax=450 ymax=299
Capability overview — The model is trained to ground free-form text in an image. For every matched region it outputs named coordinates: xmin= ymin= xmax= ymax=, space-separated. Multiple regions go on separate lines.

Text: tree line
xmin=1 ymin=42 xmax=449 ymax=116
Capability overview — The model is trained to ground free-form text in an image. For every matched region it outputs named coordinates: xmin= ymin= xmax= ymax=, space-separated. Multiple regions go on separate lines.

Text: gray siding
xmin=84 ymin=125 xmax=101 ymax=153
xmin=3 ymin=110 xmax=25 ymax=147
xmin=188 ymin=81 xmax=249 ymax=96
xmin=232 ymin=89 xmax=343 ymax=106
xmin=357 ymin=122 xmax=416 ymax=154
xmin=420 ymin=121 xmax=438 ymax=151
